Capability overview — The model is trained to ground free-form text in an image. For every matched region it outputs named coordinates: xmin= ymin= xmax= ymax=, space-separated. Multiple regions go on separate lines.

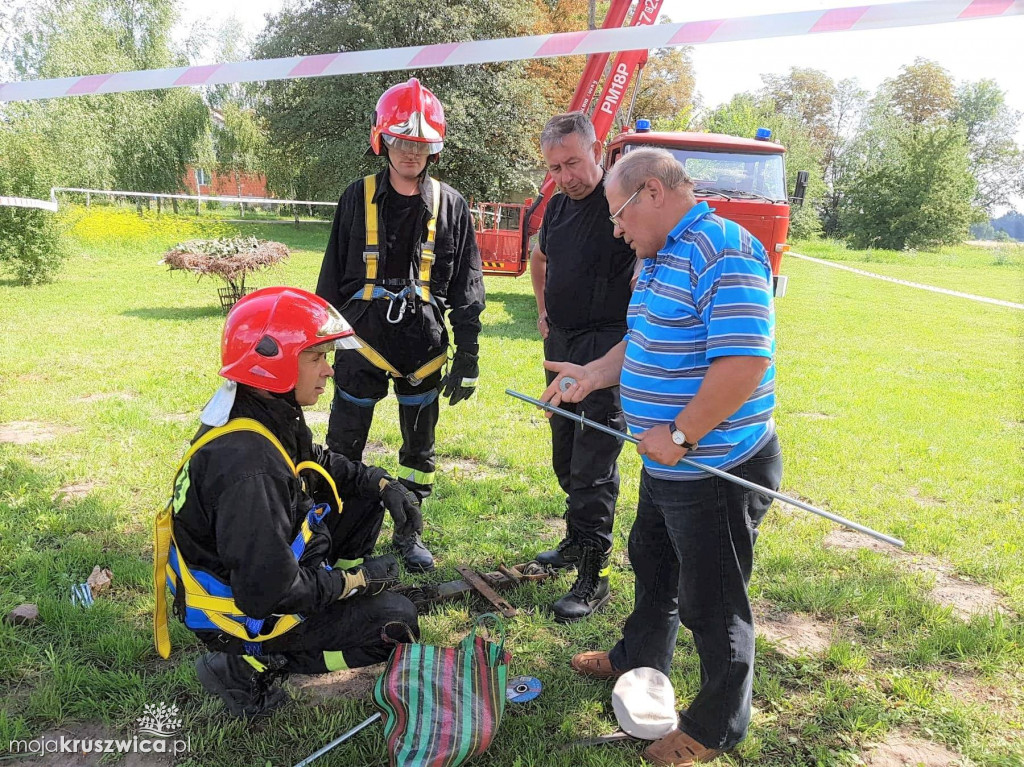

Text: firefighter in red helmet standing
xmin=316 ymin=78 xmax=485 ymax=572
xmin=153 ymin=287 xmax=423 ymax=718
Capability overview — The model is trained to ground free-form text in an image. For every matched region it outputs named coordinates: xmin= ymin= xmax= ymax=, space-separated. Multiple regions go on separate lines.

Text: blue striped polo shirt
xmin=620 ymin=201 xmax=776 ymax=480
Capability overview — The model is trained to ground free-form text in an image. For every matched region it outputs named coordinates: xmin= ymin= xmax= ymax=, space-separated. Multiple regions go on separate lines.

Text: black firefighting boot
xmin=393 ymin=532 xmax=436 ymax=573
xmin=552 ymin=543 xmax=611 ymax=624
xmin=536 ymin=536 xmax=583 ymax=569
xmin=195 ymin=652 xmax=289 ymax=719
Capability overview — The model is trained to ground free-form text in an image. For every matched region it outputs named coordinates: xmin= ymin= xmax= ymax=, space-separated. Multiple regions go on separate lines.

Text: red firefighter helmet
xmin=370 ymin=77 xmax=446 ymax=156
xmin=219 ymin=286 xmax=360 ymax=393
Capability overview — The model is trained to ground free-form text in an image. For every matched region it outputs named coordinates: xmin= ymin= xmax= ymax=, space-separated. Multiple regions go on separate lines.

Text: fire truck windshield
xmin=624 ymin=144 xmax=787 ymax=203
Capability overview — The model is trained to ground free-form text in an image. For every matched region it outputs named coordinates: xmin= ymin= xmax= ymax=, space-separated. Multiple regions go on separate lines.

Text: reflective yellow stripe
xmin=599 ymin=565 xmax=612 ymax=578
xmin=323 ymin=650 xmax=349 ymax=671
xmin=243 ymin=655 xmax=268 ymax=672
xmin=153 ymin=419 xmax=339 ymax=659
xmin=398 ymin=464 xmax=435 ymax=486
xmin=362 ymin=175 xmax=379 ymax=300
xmin=335 ymin=557 xmax=363 ymax=570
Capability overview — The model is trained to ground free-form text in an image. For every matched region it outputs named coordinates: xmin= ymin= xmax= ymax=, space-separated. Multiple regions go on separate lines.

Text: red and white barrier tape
xmin=0 ymin=196 xmax=59 ymax=212
xmin=1 ymin=0 xmax=1020 ymax=102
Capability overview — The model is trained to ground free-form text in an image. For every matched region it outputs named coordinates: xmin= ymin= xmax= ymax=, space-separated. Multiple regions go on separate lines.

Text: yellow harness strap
xmin=153 ymin=418 xmax=343 ymax=659
xmin=361 ymin=175 xmax=380 ymax=301
xmin=355 ymin=176 xmax=445 ymax=381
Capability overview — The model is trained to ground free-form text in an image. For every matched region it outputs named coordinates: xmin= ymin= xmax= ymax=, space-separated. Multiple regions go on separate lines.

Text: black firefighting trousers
xmin=327 ymin=302 xmax=449 ymax=504
xmin=543 ymin=324 xmax=627 ymax=553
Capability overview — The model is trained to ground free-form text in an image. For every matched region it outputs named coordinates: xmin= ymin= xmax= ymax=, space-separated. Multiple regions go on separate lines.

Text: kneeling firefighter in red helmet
xmin=316 ymin=78 xmax=485 ymax=573
xmin=153 ymin=286 xmax=422 ymax=718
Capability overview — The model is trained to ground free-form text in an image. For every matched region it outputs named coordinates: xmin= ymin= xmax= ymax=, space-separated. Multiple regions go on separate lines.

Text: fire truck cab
xmin=606 ymin=122 xmax=806 ymax=296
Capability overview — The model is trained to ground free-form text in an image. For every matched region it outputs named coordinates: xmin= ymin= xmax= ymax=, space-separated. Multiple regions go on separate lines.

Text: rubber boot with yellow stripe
xmin=552 ymin=543 xmax=611 ymax=623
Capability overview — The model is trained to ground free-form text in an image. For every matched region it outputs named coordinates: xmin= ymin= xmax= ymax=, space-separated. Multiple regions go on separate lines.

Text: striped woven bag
xmin=373 ymin=613 xmax=511 ymax=767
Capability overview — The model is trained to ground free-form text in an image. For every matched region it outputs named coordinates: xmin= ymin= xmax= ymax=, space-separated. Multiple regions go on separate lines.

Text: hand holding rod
xmin=506 ymin=389 xmax=904 ymax=549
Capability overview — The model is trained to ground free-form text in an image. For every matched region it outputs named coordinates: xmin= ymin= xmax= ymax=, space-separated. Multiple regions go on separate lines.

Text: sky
xmin=176 ymin=0 xmax=1024 ymax=145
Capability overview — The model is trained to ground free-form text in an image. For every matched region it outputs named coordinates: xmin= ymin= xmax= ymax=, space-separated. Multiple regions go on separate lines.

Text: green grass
xmin=1 ymin=208 xmax=1022 ymax=766
xmin=791 ymin=238 xmax=1024 ymax=303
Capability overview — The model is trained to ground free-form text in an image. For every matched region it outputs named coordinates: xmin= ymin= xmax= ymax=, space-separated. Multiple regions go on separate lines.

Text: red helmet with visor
xmin=370 ymin=77 xmax=446 ymax=156
xmin=219 ymin=286 xmax=360 ymax=393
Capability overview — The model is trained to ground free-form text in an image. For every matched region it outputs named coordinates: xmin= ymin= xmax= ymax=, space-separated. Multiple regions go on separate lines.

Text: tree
xmin=761 ymin=67 xmax=837 ymax=146
xmin=215 ymin=103 xmax=268 ymax=201
xmin=630 ymin=46 xmax=696 ymax=129
xmin=952 ymin=79 xmax=1024 ymax=213
xmin=7 ymin=0 xmax=209 ymax=195
xmin=886 ymin=57 xmax=956 ymax=125
xmin=527 ymin=0 xmax=590 ymax=113
xmin=0 ymin=126 xmax=71 ymax=285
xmin=254 ymin=0 xmax=548 ymax=202
xmin=820 ymin=78 xmax=867 ymax=237
xmin=840 ymin=115 xmax=975 ymax=250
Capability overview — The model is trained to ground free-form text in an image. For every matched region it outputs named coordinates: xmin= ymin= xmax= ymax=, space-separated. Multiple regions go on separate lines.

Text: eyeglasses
xmin=608 ymin=184 xmax=645 ymax=227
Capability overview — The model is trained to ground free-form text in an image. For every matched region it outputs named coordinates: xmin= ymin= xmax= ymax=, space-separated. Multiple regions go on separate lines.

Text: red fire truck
xmin=473 ymin=0 xmax=807 ymax=296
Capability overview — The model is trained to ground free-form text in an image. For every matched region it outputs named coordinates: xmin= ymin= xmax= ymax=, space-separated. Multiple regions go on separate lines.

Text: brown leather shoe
xmin=570 ymin=650 xmax=623 ymax=679
xmin=643 ymin=729 xmax=722 ymax=766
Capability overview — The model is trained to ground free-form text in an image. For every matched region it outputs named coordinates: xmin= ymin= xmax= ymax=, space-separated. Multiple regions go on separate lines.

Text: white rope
xmin=787 ymin=251 xmax=1024 ymax=310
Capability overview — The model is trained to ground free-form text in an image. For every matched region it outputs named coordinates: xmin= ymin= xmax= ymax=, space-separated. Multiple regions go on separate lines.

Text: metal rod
xmin=293 ymin=712 xmax=381 ymax=767
xmin=506 ymin=389 xmax=905 ymax=548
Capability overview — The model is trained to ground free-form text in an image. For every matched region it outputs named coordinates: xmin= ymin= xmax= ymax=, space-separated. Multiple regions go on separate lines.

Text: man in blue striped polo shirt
xmin=542 ymin=147 xmax=783 ymax=766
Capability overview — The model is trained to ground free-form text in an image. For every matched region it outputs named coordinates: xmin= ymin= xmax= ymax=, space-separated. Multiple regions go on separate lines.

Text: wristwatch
xmin=669 ymin=424 xmax=697 ymax=450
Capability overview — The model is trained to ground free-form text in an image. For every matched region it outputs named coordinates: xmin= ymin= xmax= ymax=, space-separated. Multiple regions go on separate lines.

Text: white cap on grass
xmin=611 ymin=667 xmax=678 ymax=740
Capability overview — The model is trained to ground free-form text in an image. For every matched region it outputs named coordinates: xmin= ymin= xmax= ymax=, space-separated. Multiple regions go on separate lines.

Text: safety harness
xmin=351 ymin=174 xmax=447 ymax=385
xmin=153 ymin=418 xmax=344 ymax=659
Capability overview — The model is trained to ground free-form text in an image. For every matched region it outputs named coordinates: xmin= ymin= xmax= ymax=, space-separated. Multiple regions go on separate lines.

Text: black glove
xmin=380 ymin=478 xmax=423 ymax=536
xmin=337 ymin=554 xmax=400 ymax=599
xmin=441 ymin=349 xmax=479 ymax=406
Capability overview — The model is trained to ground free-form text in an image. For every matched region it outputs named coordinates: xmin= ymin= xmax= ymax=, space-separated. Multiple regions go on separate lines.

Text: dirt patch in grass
xmin=942 ymin=671 xmax=1023 ymax=720
xmin=0 ymin=421 xmax=79 ymax=445
xmin=440 ymin=456 xmax=500 ymax=480
xmin=793 ymin=411 xmax=835 ymax=419
xmin=53 ymin=482 xmax=96 ymax=502
xmin=863 ymin=732 xmax=962 ymax=766
xmin=363 ymin=439 xmax=390 ymax=459
xmin=160 ymin=412 xmax=196 ymax=424
xmin=908 ymin=487 xmax=946 ymax=508
xmin=288 ymin=664 xmax=382 ymax=702
xmin=11 ymin=722 xmax=174 ymax=766
xmin=754 ymin=604 xmax=834 ymax=657
xmin=824 ymin=530 xmax=1014 ymax=619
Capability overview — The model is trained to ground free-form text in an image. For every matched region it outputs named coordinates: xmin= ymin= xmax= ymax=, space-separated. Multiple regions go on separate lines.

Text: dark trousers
xmin=609 ymin=434 xmax=783 ymax=750
xmin=543 ymin=325 xmax=626 ymax=551
xmin=200 ymin=486 xmax=419 ymax=673
xmin=327 ymin=353 xmax=443 ymax=505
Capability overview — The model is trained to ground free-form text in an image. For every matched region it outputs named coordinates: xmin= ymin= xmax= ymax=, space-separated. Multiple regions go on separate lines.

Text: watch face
xmin=671 ymin=429 xmax=685 ymax=446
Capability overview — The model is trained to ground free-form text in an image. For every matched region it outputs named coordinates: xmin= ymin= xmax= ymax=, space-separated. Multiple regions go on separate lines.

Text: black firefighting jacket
xmin=315 ymin=169 xmax=485 ymax=352
xmin=170 ymin=386 xmax=388 ymax=621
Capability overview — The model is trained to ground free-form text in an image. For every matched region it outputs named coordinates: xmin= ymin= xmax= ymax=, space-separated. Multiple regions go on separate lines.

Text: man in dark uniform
xmin=316 ymin=78 xmax=485 ymax=572
xmin=530 ymin=112 xmax=636 ymax=622
xmin=154 ymin=287 xmax=424 ymax=718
